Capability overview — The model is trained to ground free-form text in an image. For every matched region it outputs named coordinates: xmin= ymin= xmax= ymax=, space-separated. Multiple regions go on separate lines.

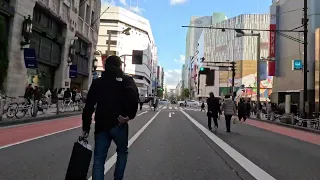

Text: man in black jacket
xmin=207 ymin=92 xmax=221 ymax=130
xmin=82 ymin=55 xmax=139 ymax=180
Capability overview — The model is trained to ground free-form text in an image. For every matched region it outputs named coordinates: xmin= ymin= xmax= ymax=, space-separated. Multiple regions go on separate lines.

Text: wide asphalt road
xmin=0 ymin=105 xmax=319 ymax=180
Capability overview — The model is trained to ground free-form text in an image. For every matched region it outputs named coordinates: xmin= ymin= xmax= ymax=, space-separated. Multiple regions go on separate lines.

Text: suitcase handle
xmin=78 ymin=136 xmax=88 ymax=144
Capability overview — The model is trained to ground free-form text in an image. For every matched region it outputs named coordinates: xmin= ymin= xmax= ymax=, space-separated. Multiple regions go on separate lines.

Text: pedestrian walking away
xmin=221 ymin=95 xmax=237 ymax=133
xmin=237 ymin=98 xmax=246 ymax=122
xmin=82 ymin=55 xmax=139 ymax=180
xmin=201 ymin=101 xmax=205 ymax=111
xmin=206 ymin=92 xmax=221 ymax=131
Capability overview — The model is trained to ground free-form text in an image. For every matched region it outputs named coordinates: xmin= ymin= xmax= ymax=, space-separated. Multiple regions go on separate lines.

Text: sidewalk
xmin=248 ymin=114 xmax=320 ymax=135
xmin=0 ymin=106 xmax=82 ymax=127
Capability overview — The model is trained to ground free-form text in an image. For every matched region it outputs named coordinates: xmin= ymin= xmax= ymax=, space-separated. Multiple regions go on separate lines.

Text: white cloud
xmin=102 ymin=0 xmax=116 ymax=5
xmin=174 ymin=55 xmax=185 ymax=64
xmin=170 ymin=0 xmax=187 ymax=5
xmin=119 ymin=0 xmax=127 ymax=5
xmin=129 ymin=5 xmax=145 ymax=14
xmin=164 ymin=69 xmax=181 ymax=88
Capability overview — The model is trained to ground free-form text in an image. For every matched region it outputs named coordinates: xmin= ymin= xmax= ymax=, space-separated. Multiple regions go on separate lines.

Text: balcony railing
xmin=0 ymin=0 xmax=15 ymax=16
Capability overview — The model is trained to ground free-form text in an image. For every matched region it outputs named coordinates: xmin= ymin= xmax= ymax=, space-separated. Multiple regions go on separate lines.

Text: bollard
xmin=31 ymin=100 xmax=38 ymax=117
xmin=285 ymin=94 xmax=291 ymax=114
xmin=0 ymin=99 xmax=4 ymax=121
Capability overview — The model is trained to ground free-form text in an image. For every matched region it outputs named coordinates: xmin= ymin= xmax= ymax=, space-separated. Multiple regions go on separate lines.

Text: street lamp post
xmin=236 ymin=30 xmax=261 ymax=118
xmin=106 ymin=27 xmax=131 ymax=57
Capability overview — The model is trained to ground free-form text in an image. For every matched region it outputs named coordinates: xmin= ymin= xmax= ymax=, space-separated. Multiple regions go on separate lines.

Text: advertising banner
xmin=69 ymin=65 xmax=77 ymax=78
xmin=268 ymin=3 xmax=277 ymax=76
xmin=260 ymin=61 xmax=267 ymax=80
xmin=24 ymin=48 xmax=37 ymax=68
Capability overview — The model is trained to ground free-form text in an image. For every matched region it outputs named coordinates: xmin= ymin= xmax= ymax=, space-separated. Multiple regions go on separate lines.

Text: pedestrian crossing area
xmin=141 ymin=105 xmax=206 ymax=112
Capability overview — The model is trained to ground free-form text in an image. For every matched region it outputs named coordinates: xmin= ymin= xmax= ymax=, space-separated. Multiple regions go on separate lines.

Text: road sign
xmin=292 ymin=60 xmax=302 ymax=70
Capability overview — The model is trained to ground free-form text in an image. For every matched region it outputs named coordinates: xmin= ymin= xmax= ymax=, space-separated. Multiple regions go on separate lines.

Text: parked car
xmin=178 ymin=100 xmax=199 ymax=107
xmin=159 ymin=99 xmax=170 ymax=105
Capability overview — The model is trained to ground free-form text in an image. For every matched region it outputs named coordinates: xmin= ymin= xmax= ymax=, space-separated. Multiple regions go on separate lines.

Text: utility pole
xmin=303 ymin=0 xmax=308 ymax=118
xmin=202 ymin=61 xmax=236 ymax=100
xmin=231 ymin=62 xmax=236 ymax=101
xmin=256 ymin=33 xmax=261 ymax=119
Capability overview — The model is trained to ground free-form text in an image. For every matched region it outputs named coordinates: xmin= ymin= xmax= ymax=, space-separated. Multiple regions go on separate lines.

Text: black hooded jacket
xmin=82 ymin=66 xmax=139 ymax=134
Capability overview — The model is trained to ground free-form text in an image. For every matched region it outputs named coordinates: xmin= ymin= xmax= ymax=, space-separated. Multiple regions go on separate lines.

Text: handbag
xmin=65 ymin=136 xmax=92 ymax=180
xmin=232 ymin=116 xmax=238 ymax=124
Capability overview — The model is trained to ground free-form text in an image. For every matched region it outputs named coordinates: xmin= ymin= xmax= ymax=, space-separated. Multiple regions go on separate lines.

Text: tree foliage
xmin=181 ymin=88 xmax=190 ymax=100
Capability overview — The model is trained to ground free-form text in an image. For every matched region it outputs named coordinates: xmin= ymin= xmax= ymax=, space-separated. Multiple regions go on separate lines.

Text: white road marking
xmin=87 ymin=110 xmax=162 ymax=180
xmin=169 ymin=107 xmax=172 ymax=110
xmin=0 ymin=112 xmax=149 ymax=150
xmin=163 ymin=106 xmax=167 ymax=109
xmin=169 ymin=112 xmax=171 ymax=118
xmin=137 ymin=111 xmax=147 ymax=116
xmin=181 ymin=110 xmax=276 ymax=180
xmin=174 ymin=107 xmax=178 ymax=110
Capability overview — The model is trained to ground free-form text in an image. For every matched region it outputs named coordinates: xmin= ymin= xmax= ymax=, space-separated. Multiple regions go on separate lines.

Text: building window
xmin=106 ymin=51 xmax=117 ymax=56
xmin=91 ymin=11 xmax=95 ymax=27
xmin=106 ymin=40 xmax=117 ymax=45
xmin=108 ymin=30 xmax=118 ymax=35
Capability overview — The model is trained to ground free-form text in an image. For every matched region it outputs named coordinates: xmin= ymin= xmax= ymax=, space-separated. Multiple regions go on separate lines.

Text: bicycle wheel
xmin=40 ymin=101 xmax=49 ymax=114
xmin=5 ymin=103 xmax=18 ymax=118
xmin=15 ymin=103 xmax=27 ymax=119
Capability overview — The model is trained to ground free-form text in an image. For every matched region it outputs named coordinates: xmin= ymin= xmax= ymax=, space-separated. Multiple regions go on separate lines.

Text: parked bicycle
xmin=15 ymin=97 xmax=37 ymax=119
xmin=0 ymin=95 xmax=18 ymax=118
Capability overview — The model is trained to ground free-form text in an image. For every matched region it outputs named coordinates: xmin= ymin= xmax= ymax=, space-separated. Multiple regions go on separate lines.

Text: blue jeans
xmin=92 ymin=124 xmax=129 ymax=180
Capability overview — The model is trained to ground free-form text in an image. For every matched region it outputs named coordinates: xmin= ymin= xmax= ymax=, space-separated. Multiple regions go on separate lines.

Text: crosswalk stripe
xmin=169 ymin=107 xmax=172 ymax=109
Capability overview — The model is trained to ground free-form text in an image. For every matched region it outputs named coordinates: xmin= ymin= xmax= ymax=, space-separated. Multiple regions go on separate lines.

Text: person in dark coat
xmin=82 ymin=55 xmax=139 ymax=180
xmin=238 ymin=98 xmax=246 ymax=121
xmin=206 ymin=92 xmax=221 ymax=130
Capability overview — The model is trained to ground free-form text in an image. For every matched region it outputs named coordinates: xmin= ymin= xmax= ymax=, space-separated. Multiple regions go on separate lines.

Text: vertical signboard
xmin=268 ymin=3 xmax=277 ymax=76
xmin=24 ymin=48 xmax=38 ymax=68
xmin=260 ymin=61 xmax=268 ymax=80
xmin=69 ymin=65 xmax=77 ymax=78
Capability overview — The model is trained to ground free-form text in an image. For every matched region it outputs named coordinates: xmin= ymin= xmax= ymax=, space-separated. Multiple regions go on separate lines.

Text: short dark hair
xmin=105 ymin=55 xmax=122 ymax=68
xmin=225 ymin=95 xmax=230 ymax=98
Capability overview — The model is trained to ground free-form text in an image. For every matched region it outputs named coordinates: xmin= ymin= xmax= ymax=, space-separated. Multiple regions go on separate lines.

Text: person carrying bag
xmin=221 ymin=95 xmax=237 ymax=133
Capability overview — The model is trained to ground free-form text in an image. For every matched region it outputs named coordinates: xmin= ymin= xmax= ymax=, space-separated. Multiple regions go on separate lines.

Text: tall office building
xmin=97 ymin=6 xmax=157 ymax=96
xmin=202 ymin=14 xmax=271 ymax=101
xmin=270 ymin=0 xmax=320 ymax=114
xmin=3 ymin=0 xmax=101 ymax=96
xmin=184 ymin=13 xmax=226 ymax=98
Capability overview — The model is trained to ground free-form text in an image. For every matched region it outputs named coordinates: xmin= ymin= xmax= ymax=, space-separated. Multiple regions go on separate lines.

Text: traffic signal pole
xmin=202 ymin=61 xmax=236 ymax=100
xmin=303 ymin=0 xmax=308 ymax=118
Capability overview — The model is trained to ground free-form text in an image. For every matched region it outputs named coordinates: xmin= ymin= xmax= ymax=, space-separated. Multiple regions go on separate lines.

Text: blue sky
xmin=102 ymin=0 xmax=271 ymax=88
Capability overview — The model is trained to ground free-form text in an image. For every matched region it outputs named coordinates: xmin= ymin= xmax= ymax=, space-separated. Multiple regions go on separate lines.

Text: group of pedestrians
xmin=206 ymin=93 xmax=237 ymax=132
xmin=206 ymin=93 xmax=254 ymax=133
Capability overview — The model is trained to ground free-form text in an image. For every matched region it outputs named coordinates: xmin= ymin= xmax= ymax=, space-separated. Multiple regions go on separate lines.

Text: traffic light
xmin=132 ymin=50 xmax=143 ymax=64
xmin=199 ymin=67 xmax=210 ymax=74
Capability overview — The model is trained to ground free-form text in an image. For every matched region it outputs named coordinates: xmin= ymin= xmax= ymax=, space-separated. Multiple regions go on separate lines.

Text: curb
xmin=0 ymin=112 xmax=82 ymax=127
xmin=249 ymin=117 xmax=320 ymax=135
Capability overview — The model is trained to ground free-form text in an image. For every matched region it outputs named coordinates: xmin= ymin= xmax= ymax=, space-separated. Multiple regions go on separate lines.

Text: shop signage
xmin=24 ymin=48 xmax=38 ymax=68
xmin=292 ymin=60 xmax=302 ymax=70
xmin=69 ymin=65 xmax=77 ymax=78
